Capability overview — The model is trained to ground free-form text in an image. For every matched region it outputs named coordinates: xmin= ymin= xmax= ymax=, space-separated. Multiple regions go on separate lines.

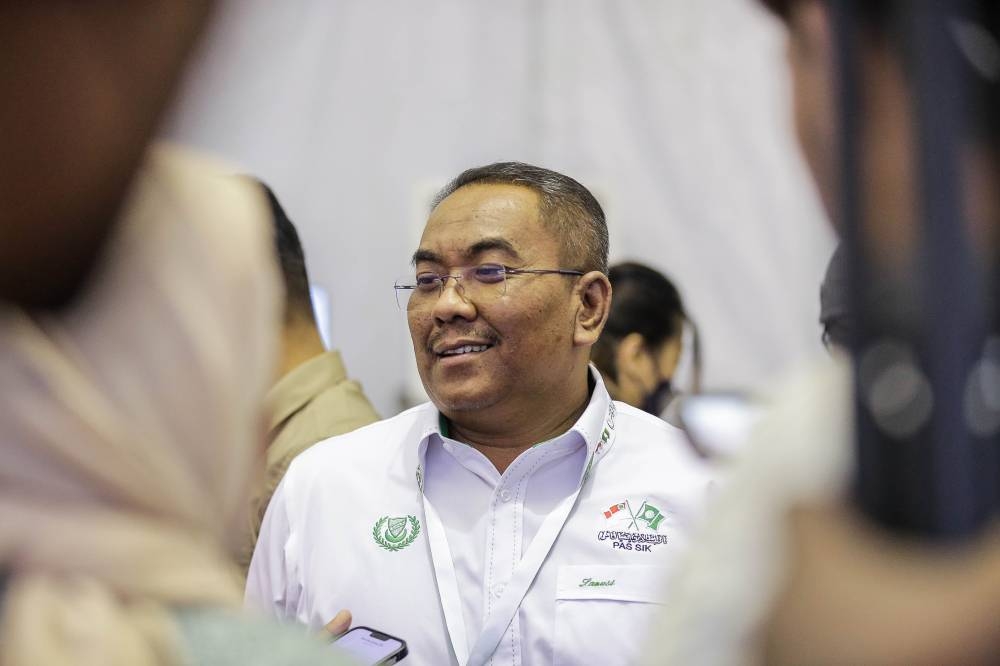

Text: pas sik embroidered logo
xmin=373 ymin=515 xmax=421 ymax=552
xmin=597 ymin=499 xmax=669 ymax=552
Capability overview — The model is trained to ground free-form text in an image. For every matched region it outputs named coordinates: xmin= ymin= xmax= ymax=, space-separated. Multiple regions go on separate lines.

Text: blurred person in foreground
xmin=248 ymin=162 xmax=713 ymax=665
xmin=238 ymin=184 xmax=379 ymax=575
xmin=0 ymin=2 xmax=215 ymax=309
xmin=0 ymin=146 xmax=350 ymax=666
xmin=590 ymin=261 xmax=700 ymax=425
xmin=1 ymin=4 xmax=352 ymax=663
xmin=649 ymin=1 xmax=1000 ymax=664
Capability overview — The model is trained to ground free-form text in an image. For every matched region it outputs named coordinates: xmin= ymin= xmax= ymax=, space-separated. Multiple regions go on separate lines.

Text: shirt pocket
xmin=553 ymin=565 xmax=666 ymax=666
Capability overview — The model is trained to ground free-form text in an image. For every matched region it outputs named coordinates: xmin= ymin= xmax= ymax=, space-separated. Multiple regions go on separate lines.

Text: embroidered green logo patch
xmin=373 ymin=515 xmax=421 ymax=552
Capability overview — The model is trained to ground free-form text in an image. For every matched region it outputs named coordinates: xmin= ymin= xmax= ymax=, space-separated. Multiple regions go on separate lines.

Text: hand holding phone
xmin=333 ymin=626 xmax=408 ymax=665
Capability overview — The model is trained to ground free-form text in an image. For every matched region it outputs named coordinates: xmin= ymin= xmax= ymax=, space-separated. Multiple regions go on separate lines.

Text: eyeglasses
xmin=394 ymin=263 xmax=584 ymax=310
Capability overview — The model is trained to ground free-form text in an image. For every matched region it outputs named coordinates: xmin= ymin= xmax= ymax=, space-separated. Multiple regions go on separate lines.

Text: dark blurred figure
xmin=239 ymin=184 xmax=379 ymax=575
xmin=651 ymin=1 xmax=1000 ymax=664
xmin=591 ymin=262 xmax=700 ymax=421
xmin=0 ymin=2 xmax=214 ymax=309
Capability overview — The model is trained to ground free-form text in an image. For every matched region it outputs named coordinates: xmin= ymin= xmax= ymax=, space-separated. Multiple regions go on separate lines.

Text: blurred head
xmin=591 ymin=262 xmax=697 ymax=414
xmin=406 ymin=162 xmax=611 ymax=422
xmin=762 ymin=0 xmax=1000 ymax=235
xmin=765 ymin=0 xmax=1000 ymax=362
xmin=256 ymin=182 xmax=328 ymax=380
xmin=259 ymin=183 xmax=316 ymax=328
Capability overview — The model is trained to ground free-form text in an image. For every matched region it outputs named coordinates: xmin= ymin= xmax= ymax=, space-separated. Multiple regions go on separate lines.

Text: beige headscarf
xmin=0 ymin=144 xmax=281 ymax=665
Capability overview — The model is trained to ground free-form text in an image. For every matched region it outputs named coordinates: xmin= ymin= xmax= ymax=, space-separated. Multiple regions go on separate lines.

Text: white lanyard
xmin=423 ymin=496 xmax=471 ymax=665
xmin=421 ymin=401 xmax=617 ymax=666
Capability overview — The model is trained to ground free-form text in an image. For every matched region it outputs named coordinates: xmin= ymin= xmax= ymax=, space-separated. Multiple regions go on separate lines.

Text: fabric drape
xmin=0 ymin=144 xmax=281 ymax=666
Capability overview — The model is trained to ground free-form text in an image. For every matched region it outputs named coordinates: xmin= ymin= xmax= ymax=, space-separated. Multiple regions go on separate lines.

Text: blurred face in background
xmin=611 ymin=331 xmax=682 ymax=414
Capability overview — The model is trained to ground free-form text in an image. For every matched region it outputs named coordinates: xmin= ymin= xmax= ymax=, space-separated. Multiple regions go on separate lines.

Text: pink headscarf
xmin=0 ymin=144 xmax=281 ymax=665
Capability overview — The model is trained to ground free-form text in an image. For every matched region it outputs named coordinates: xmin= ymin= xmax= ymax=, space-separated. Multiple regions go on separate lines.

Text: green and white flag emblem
xmin=634 ymin=502 xmax=665 ymax=531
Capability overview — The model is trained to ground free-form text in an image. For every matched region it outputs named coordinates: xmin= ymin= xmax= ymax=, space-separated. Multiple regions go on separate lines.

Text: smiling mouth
xmin=438 ymin=344 xmax=493 ymax=358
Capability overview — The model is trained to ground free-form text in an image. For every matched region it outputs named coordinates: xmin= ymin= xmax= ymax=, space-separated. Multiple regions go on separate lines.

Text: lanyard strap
xmin=423 ymin=401 xmax=618 ymax=666
xmin=464 ymin=483 xmax=587 ymax=665
xmin=423 ymin=496 xmax=471 ymax=665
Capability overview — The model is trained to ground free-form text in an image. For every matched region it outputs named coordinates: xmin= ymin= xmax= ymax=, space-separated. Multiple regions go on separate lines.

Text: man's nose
xmin=432 ymin=276 xmax=476 ymax=322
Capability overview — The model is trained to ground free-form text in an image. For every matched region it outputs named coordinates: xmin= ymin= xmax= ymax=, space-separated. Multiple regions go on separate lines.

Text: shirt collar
xmin=408 ymin=364 xmax=617 ymax=489
xmin=265 ymin=350 xmax=348 ymax=432
xmin=573 ymin=364 xmax=616 ymax=459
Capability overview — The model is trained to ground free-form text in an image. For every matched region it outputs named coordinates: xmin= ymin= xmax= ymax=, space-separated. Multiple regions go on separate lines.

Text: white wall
xmin=164 ymin=0 xmax=834 ymax=416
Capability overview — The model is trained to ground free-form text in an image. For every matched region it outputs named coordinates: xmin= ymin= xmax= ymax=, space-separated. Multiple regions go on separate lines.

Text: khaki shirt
xmin=240 ymin=350 xmax=379 ymax=573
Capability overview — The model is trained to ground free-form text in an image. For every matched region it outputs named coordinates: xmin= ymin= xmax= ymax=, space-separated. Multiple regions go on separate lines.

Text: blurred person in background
xmin=590 ymin=261 xmax=700 ymax=425
xmin=650 ymin=1 xmax=1000 ymax=664
xmin=0 ymin=146 xmax=351 ymax=665
xmin=248 ymin=162 xmax=714 ymax=665
xmin=238 ymin=183 xmax=379 ymax=575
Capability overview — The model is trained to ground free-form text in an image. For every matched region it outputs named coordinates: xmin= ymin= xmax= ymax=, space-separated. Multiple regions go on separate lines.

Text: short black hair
xmin=259 ymin=182 xmax=315 ymax=325
xmin=432 ymin=162 xmax=609 ymax=274
xmin=591 ymin=262 xmax=700 ymax=386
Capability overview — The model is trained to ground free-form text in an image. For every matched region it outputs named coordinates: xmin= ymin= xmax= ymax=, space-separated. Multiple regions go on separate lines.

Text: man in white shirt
xmin=247 ymin=162 xmax=712 ymax=666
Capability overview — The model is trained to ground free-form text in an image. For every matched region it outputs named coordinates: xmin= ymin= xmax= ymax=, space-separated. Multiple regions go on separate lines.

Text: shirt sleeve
xmin=244 ymin=475 xmax=301 ymax=620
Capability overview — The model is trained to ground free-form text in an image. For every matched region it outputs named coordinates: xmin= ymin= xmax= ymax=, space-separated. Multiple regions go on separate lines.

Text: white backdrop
xmin=164 ymin=0 xmax=835 ymax=416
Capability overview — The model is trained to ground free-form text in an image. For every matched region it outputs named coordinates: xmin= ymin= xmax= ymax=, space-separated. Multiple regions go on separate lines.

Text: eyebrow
xmin=411 ymin=237 xmax=522 ymax=266
xmin=411 ymin=249 xmax=442 ymax=266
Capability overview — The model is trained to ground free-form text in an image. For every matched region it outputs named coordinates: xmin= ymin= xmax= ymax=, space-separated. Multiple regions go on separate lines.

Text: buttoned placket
xmin=417 ymin=375 xmax=616 ymax=665
xmin=431 ymin=434 xmax=585 ymax=666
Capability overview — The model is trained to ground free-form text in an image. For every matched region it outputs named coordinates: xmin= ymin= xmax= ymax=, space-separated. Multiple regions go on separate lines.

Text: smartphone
xmin=333 ymin=626 xmax=408 ymax=665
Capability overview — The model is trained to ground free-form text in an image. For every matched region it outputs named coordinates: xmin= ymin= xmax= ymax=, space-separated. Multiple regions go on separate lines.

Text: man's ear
xmin=573 ymin=271 xmax=612 ymax=347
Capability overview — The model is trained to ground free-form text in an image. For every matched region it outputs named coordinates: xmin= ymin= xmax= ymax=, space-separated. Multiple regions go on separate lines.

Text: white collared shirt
xmin=247 ymin=369 xmax=713 ymax=666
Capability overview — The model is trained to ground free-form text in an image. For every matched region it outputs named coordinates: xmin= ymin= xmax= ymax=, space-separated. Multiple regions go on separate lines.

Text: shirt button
xmin=499 ymin=489 xmax=512 ymax=502
xmin=492 ymin=584 xmax=505 ymax=598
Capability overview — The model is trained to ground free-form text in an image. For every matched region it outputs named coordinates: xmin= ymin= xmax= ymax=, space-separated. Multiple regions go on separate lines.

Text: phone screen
xmin=334 ymin=627 xmax=406 ymax=665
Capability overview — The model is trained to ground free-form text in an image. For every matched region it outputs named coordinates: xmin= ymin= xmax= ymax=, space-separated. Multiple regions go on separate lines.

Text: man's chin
xmin=426 ymin=386 xmax=498 ymax=414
